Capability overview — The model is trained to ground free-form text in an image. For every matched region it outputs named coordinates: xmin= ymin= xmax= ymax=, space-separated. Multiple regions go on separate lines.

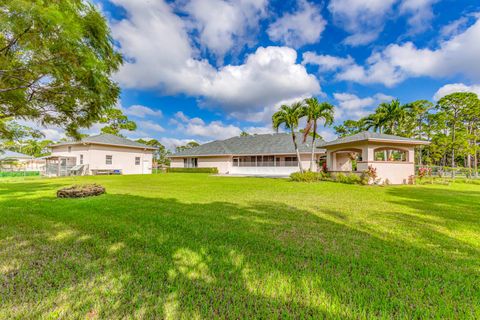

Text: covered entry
xmin=321 ymin=132 xmax=429 ymax=184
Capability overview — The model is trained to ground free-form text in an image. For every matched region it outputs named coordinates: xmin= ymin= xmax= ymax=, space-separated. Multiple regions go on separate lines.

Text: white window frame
xmin=106 ymin=155 xmax=113 ymax=165
xmin=135 ymin=157 xmax=141 ymax=165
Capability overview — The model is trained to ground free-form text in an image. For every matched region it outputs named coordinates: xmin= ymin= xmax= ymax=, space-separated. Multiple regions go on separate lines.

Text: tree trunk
xmin=310 ymin=121 xmax=317 ymax=172
xmin=451 ymin=124 xmax=456 ymax=178
xmin=292 ymin=131 xmax=304 ymax=173
xmin=475 ymin=134 xmax=478 ymax=178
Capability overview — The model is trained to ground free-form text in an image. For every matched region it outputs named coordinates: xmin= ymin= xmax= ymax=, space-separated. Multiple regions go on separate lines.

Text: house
xmin=46 ymin=134 xmax=156 ymax=176
xmin=170 ymin=133 xmax=325 ymax=176
xmin=169 ymin=131 xmax=429 ymax=184
xmin=322 ymin=131 xmax=429 ymax=184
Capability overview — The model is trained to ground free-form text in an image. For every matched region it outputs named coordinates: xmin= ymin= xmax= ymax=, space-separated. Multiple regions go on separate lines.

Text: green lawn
xmin=1 ymin=174 xmax=479 ymax=319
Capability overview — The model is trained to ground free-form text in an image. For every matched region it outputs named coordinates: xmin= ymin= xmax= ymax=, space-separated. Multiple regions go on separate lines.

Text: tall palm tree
xmin=363 ymin=113 xmax=384 ymax=133
xmin=272 ymin=101 xmax=305 ymax=173
xmin=302 ymin=98 xmax=334 ymax=171
xmin=375 ymin=99 xmax=406 ymax=135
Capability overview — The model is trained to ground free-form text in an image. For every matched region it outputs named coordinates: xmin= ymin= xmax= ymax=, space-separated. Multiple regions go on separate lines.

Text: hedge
xmin=0 ymin=171 xmax=40 ymax=178
xmin=166 ymin=167 xmax=218 ymax=174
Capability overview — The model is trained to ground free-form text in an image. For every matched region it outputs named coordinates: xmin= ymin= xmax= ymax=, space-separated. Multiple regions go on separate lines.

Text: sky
xmin=42 ymin=0 xmax=480 ymax=149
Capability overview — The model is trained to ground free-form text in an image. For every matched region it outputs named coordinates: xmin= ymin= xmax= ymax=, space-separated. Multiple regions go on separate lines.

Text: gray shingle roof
xmin=171 ymin=133 xmax=325 ymax=157
xmin=319 ymin=131 xmax=428 ymax=147
xmin=0 ymin=150 xmax=33 ymax=160
xmin=50 ymin=134 xmax=157 ymax=150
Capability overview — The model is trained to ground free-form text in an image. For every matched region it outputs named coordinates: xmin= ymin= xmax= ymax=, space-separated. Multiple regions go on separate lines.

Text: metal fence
xmin=415 ymin=165 xmax=480 ymax=178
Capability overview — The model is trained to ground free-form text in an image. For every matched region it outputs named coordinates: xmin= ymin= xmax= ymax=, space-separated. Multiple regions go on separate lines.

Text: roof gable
xmin=320 ymin=131 xmax=428 ymax=147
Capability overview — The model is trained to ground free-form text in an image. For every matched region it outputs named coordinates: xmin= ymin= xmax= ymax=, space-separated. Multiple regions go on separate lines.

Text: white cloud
xmin=302 ymin=52 xmax=354 ymax=71
xmin=328 ymin=0 xmax=396 ymax=46
xmin=400 ymin=0 xmax=438 ymax=34
xmin=433 ymin=83 xmax=480 ymax=101
xmin=138 ymin=120 xmax=165 ymax=132
xmin=267 ymin=0 xmax=326 ymax=48
xmin=124 ymin=105 xmax=163 ymax=118
xmin=328 ymin=0 xmax=438 ymax=45
xmin=171 ymin=112 xmax=242 ymax=140
xmin=181 ymin=0 xmax=267 ymax=61
xmin=243 ymin=126 xmax=277 ymax=135
xmin=333 ymin=92 xmax=393 ymax=119
xmin=110 ymin=0 xmax=320 ymax=115
xmin=305 ymin=16 xmax=480 ymax=87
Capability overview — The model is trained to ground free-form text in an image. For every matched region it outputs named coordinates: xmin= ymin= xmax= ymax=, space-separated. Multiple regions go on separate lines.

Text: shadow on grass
xmin=0 ymin=189 xmax=479 ymax=318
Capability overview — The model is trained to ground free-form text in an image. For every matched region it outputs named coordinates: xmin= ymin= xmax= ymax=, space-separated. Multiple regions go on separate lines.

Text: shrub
xmin=166 ymin=167 xmax=219 ymax=174
xmin=361 ymin=166 xmax=377 ymax=184
xmin=290 ymin=171 xmax=324 ymax=182
xmin=0 ymin=171 xmax=40 ymax=178
xmin=417 ymin=167 xmax=432 ymax=179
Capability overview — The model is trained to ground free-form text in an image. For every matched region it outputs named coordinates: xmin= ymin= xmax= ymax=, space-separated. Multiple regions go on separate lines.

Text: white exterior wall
xmin=197 ymin=156 xmax=232 ymax=174
xmin=50 ymin=144 xmax=154 ymax=175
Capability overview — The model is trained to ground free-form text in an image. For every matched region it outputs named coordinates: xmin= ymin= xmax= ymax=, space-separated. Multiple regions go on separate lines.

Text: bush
xmin=290 ymin=171 xmax=327 ymax=182
xmin=166 ymin=167 xmax=219 ymax=174
xmin=0 ymin=171 xmax=40 ymax=178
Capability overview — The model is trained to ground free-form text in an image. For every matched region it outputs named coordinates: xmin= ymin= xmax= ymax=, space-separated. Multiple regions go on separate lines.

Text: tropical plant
xmin=272 ymin=102 xmax=305 ymax=173
xmin=302 ymin=98 xmax=334 ymax=171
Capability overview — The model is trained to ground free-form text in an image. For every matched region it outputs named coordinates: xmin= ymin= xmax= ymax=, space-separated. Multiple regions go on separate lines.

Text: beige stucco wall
xmin=50 ymin=144 xmax=154 ymax=175
xmin=326 ymin=142 xmax=416 ymax=184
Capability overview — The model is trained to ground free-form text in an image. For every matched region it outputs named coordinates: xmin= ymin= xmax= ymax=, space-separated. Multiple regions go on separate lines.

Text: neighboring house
xmin=47 ymin=134 xmax=156 ymax=176
xmin=170 ymin=133 xmax=325 ymax=176
xmin=169 ymin=131 xmax=428 ymax=184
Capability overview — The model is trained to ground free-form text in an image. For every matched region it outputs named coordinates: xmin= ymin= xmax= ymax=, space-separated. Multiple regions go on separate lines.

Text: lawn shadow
xmin=1 ymin=190 xmax=479 ymax=318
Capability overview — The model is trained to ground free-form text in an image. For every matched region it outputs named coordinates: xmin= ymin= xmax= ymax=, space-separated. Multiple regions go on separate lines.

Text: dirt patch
xmin=57 ymin=184 xmax=106 ymax=198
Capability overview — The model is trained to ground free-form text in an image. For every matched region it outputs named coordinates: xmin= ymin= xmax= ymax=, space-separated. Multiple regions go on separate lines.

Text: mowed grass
xmin=0 ymin=174 xmax=479 ymax=319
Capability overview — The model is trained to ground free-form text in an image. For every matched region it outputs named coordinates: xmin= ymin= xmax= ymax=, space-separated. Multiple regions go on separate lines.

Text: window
xmin=284 ymin=156 xmax=298 ymax=167
xmin=184 ymin=158 xmax=198 ymax=168
xmin=135 ymin=157 xmax=140 ymax=165
xmin=68 ymin=146 xmax=72 ymax=153
xmin=106 ymin=155 xmax=112 ymax=165
xmin=79 ymin=154 xmax=83 ymax=165
xmin=374 ymin=148 xmax=407 ymax=162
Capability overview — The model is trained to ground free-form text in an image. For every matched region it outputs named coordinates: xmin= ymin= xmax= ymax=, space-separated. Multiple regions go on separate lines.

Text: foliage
xmin=418 ymin=167 xmax=432 ymax=179
xmin=290 ymin=171 xmax=327 ymax=182
xmin=136 ymin=138 xmax=170 ymax=166
xmin=361 ymin=165 xmax=378 ymax=184
xmin=99 ymin=108 xmax=136 ymax=137
xmin=0 ymin=170 xmax=39 ymax=177
xmin=302 ymin=98 xmax=334 ymax=171
xmin=272 ymin=102 xmax=307 ymax=173
xmin=175 ymin=141 xmax=200 ymax=153
xmin=0 ymin=0 xmax=122 ymax=139
xmin=166 ymin=167 xmax=218 ymax=173
xmin=240 ymin=131 xmax=250 ymax=137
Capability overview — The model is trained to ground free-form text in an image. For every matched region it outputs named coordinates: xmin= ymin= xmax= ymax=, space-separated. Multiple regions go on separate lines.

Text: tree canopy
xmin=0 ymin=0 xmax=122 ymax=139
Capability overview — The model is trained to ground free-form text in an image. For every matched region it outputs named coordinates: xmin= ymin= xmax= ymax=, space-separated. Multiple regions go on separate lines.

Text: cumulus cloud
xmin=159 ymin=137 xmax=199 ymax=151
xmin=333 ymin=92 xmax=393 ymax=119
xmin=267 ymin=0 xmax=326 ymax=48
xmin=305 ymin=16 xmax=480 ymax=87
xmin=399 ymin=0 xmax=438 ymax=34
xmin=110 ymin=0 xmax=320 ymax=115
xmin=302 ymin=52 xmax=354 ymax=71
xmin=138 ymin=120 xmax=165 ymax=132
xmin=433 ymin=83 xmax=480 ymax=101
xmin=124 ymin=105 xmax=163 ymax=118
xmin=181 ymin=0 xmax=267 ymax=61
xmin=171 ymin=112 xmax=241 ymax=140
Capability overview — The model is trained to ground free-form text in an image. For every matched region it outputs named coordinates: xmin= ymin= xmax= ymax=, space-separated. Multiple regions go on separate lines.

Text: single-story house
xmin=170 ymin=133 xmax=325 ymax=176
xmin=169 ymin=131 xmax=429 ymax=184
xmin=46 ymin=134 xmax=156 ymax=176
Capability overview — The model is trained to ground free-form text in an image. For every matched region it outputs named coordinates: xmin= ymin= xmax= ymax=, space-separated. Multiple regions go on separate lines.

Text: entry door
xmin=143 ymin=159 xmax=150 ymax=174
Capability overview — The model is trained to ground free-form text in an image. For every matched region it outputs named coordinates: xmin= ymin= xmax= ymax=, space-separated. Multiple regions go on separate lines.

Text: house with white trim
xmin=169 ymin=132 xmax=428 ymax=184
xmin=46 ymin=134 xmax=156 ymax=176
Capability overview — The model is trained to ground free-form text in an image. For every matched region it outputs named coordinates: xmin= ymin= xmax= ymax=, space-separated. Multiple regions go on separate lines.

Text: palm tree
xmin=376 ymin=99 xmax=406 ymax=135
xmin=302 ymin=98 xmax=334 ymax=171
xmin=272 ymin=102 xmax=305 ymax=173
xmin=363 ymin=113 xmax=384 ymax=133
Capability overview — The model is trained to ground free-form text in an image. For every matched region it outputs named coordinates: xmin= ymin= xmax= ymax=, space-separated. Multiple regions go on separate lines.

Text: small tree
xmin=302 ymin=98 xmax=334 ymax=171
xmin=272 ymin=102 xmax=305 ymax=173
xmin=99 ymin=108 xmax=137 ymax=137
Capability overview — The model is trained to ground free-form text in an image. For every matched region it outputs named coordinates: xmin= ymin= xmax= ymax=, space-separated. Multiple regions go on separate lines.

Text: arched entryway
xmin=329 ymin=148 xmax=363 ymax=172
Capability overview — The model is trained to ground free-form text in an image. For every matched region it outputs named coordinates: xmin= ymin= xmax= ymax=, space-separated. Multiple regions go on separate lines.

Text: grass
xmin=1 ymin=174 xmax=479 ymax=319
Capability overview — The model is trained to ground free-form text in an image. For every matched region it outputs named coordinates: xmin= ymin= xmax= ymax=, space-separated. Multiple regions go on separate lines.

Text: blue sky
xmin=66 ymin=0 xmax=480 ymax=149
